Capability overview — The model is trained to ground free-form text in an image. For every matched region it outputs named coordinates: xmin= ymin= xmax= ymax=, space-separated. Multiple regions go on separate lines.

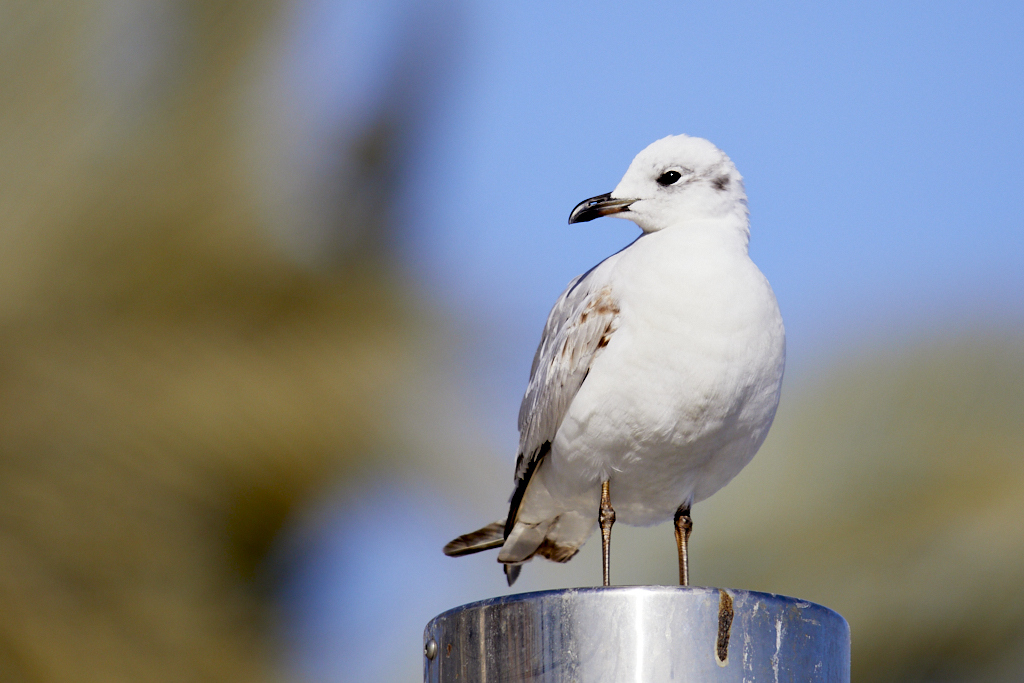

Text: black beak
xmin=567 ymin=193 xmax=636 ymax=224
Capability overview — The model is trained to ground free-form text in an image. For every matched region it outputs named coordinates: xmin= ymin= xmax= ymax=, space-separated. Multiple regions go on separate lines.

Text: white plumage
xmin=445 ymin=135 xmax=785 ymax=586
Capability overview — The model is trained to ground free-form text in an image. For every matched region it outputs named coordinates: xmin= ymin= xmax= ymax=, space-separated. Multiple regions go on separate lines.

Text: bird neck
xmin=653 ymin=212 xmax=751 ymax=255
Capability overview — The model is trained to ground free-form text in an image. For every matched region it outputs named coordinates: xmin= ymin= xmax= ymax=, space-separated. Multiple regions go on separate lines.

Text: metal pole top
xmin=424 ymin=586 xmax=849 ymax=682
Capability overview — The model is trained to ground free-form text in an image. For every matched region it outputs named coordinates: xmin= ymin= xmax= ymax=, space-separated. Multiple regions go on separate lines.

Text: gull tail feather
xmin=444 ymin=522 xmax=524 ymax=586
xmin=443 ymin=521 xmax=505 ymax=557
xmin=496 ymin=457 xmax=588 ymax=587
xmin=444 ymin=444 xmax=574 ymax=587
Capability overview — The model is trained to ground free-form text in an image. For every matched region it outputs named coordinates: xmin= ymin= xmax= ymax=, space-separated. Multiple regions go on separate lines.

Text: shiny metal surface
xmin=423 ymin=586 xmax=849 ymax=682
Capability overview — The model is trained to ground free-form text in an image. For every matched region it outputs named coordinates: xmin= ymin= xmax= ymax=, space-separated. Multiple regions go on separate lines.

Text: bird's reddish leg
xmin=674 ymin=505 xmax=693 ymax=586
xmin=599 ymin=480 xmax=616 ymax=586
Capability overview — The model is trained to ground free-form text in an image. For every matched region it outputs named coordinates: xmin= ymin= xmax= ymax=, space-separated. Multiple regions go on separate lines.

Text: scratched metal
xmin=423 ymin=586 xmax=849 ymax=683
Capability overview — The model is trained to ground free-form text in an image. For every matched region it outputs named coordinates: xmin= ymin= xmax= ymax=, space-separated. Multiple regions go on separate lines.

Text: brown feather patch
xmin=536 ymin=538 xmax=580 ymax=563
xmin=589 ymin=287 xmax=620 ymax=317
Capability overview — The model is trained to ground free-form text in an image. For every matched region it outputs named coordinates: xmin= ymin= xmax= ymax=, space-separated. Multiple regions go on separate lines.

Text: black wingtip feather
xmin=443 ymin=521 xmax=505 ymax=557
xmin=504 ymin=442 xmax=550 ymax=538
xmin=504 ymin=563 xmax=522 ymax=586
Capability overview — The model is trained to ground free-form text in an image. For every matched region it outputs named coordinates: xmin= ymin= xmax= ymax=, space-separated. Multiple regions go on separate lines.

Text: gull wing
xmin=505 ymin=264 xmax=621 ymax=534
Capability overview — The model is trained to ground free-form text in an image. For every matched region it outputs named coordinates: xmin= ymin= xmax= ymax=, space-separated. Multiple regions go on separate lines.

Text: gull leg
xmin=599 ymin=480 xmax=616 ymax=587
xmin=674 ymin=505 xmax=693 ymax=586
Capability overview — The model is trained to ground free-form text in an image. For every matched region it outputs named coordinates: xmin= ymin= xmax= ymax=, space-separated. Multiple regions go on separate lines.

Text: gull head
xmin=568 ymin=134 xmax=747 ymax=234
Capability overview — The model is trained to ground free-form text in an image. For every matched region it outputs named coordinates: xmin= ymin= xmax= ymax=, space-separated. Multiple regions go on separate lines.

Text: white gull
xmin=445 ymin=134 xmax=786 ymax=586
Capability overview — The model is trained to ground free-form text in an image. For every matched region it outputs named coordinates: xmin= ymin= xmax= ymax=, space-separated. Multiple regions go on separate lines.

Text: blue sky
xmin=272 ymin=2 xmax=1024 ymax=680
xmin=395 ymin=0 xmax=1024 ymax=435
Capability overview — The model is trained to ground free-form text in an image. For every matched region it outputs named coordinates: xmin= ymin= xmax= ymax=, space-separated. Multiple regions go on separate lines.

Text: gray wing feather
xmin=515 ymin=269 xmax=621 ymax=481
xmin=444 ymin=266 xmax=621 ymax=579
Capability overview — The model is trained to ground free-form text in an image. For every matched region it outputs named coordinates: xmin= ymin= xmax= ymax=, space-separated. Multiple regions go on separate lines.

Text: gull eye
xmin=656 ymin=170 xmax=682 ymax=186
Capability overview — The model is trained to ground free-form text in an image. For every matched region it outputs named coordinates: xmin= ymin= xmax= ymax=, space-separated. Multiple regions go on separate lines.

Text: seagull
xmin=444 ymin=134 xmax=786 ymax=587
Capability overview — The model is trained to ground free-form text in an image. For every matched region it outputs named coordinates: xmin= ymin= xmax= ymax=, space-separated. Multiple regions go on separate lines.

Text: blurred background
xmin=1 ymin=1 xmax=1022 ymax=681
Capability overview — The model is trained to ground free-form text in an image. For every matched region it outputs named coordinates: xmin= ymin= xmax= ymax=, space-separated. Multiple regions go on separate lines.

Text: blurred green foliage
xmin=0 ymin=1 xmax=422 ymax=680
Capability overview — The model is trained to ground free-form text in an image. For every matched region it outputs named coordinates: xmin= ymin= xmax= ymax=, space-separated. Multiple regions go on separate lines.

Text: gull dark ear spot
xmin=712 ymin=175 xmax=730 ymax=192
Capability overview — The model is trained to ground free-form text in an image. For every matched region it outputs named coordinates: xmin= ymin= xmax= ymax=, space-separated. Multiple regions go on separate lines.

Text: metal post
xmin=423 ymin=586 xmax=849 ymax=682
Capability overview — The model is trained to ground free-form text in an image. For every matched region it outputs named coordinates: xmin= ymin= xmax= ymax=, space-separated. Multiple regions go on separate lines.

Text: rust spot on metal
xmin=716 ymin=589 xmax=734 ymax=665
xmin=446 ymin=642 xmax=452 ymax=657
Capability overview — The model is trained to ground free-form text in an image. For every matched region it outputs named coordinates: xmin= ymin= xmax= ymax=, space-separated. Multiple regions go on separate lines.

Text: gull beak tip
xmin=568 ymin=193 xmax=635 ymax=224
